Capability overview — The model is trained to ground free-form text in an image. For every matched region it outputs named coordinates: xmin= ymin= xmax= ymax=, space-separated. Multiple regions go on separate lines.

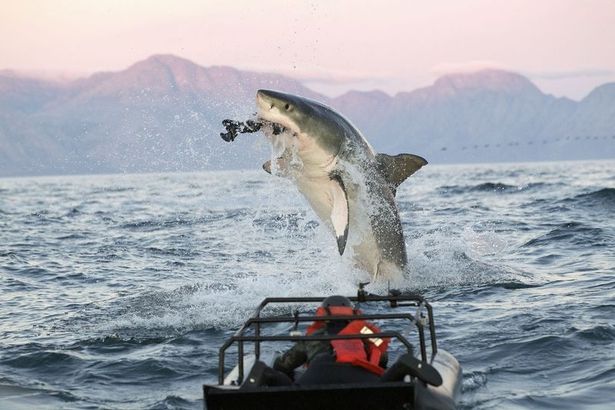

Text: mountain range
xmin=1 ymin=54 xmax=613 ymax=177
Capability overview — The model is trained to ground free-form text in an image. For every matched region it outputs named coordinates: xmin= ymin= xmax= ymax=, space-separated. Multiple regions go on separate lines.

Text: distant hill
xmin=0 ymin=55 xmax=613 ymax=177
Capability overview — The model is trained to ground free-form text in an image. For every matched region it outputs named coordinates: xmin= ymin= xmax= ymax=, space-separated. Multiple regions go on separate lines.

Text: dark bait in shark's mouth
xmin=220 ymin=119 xmax=286 ymax=142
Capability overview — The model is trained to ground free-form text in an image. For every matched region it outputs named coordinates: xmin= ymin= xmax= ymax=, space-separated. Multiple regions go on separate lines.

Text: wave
xmin=120 ymin=210 xmax=252 ymax=231
xmin=252 ymin=212 xmax=318 ymax=236
xmin=83 ymin=358 xmax=184 ymax=383
xmin=71 ymin=334 xmax=172 ymax=351
xmin=574 ymin=324 xmax=615 ymax=342
xmin=562 ymin=188 xmax=615 ymax=209
xmin=485 ymin=334 xmax=579 ymax=365
xmin=120 ymin=218 xmax=199 ymax=231
xmin=403 ymin=224 xmax=538 ymax=295
xmin=522 ymin=222 xmax=608 ymax=248
xmin=149 ymin=395 xmax=194 ymax=410
xmin=0 ymin=381 xmax=79 ymax=408
xmin=1 ymin=351 xmax=82 ymax=371
xmin=144 ymin=246 xmax=202 ymax=258
xmin=438 ymin=182 xmax=550 ymax=195
xmin=461 ymin=370 xmax=488 ymax=393
xmin=472 ymin=182 xmax=519 ymax=192
xmin=89 ymin=186 xmax=136 ymax=194
xmin=56 ymin=233 xmax=89 ymax=240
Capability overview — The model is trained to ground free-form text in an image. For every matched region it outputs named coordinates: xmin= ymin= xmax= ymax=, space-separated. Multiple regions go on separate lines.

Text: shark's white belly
xmin=295 ymin=172 xmax=384 ymax=277
xmin=295 ymin=175 xmax=337 ymax=230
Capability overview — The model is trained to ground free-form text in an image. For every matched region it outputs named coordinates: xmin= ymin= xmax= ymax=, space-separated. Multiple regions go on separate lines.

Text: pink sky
xmin=2 ymin=0 xmax=615 ymax=99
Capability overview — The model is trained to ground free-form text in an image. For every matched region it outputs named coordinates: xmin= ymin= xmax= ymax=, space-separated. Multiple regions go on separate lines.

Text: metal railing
xmin=216 ymin=292 xmax=438 ymax=385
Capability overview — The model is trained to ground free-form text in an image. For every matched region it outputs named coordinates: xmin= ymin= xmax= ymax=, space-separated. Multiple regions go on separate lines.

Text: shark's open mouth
xmin=220 ymin=118 xmax=286 ymax=142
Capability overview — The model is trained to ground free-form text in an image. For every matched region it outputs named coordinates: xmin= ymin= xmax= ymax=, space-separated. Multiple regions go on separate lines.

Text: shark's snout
xmin=256 ymin=89 xmax=270 ymax=100
xmin=257 ymin=89 xmax=281 ymax=101
xmin=256 ymin=89 xmax=292 ymax=109
xmin=256 ymin=90 xmax=275 ymax=114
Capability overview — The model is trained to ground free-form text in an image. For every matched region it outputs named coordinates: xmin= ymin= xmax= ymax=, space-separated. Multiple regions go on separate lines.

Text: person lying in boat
xmin=273 ymin=295 xmax=389 ymax=385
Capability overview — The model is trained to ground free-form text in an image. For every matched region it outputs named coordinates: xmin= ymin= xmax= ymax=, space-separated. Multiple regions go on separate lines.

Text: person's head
xmin=320 ymin=295 xmax=352 ymax=310
xmin=306 ymin=295 xmax=356 ymax=335
xmin=319 ymin=295 xmax=353 ymax=333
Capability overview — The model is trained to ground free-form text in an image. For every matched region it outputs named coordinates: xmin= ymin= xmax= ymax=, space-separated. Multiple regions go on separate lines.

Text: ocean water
xmin=1 ymin=160 xmax=614 ymax=409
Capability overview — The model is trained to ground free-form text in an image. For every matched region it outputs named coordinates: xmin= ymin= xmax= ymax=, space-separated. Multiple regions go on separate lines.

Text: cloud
xmin=431 ymin=61 xmax=510 ymax=76
xmin=0 ymin=68 xmax=86 ymax=83
xmin=526 ymin=68 xmax=615 ymax=80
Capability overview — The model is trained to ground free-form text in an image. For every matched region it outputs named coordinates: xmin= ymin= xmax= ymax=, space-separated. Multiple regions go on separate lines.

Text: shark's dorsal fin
xmin=329 ymin=175 xmax=349 ymax=255
xmin=376 ymin=153 xmax=427 ymax=195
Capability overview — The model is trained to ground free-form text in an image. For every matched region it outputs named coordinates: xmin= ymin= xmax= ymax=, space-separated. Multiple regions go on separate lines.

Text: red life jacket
xmin=305 ymin=306 xmax=389 ymax=376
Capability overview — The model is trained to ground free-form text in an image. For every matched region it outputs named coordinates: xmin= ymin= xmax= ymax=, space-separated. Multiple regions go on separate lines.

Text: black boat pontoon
xmin=203 ymin=287 xmax=461 ymax=410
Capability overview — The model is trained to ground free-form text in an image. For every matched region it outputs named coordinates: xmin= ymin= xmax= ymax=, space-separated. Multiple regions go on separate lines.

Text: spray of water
xmin=93 ymin=155 xmax=524 ymax=335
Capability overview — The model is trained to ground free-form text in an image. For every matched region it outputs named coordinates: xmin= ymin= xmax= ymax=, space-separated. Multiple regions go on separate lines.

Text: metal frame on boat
xmin=203 ymin=288 xmax=461 ymax=410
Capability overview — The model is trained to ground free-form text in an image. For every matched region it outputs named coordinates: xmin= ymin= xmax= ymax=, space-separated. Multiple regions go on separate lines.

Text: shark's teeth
xmin=258 ymin=119 xmax=287 ymax=135
xmin=271 ymin=123 xmax=285 ymax=135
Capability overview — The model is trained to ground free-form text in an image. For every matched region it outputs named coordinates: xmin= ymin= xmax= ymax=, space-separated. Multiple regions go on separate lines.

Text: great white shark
xmin=255 ymin=90 xmax=427 ymax=281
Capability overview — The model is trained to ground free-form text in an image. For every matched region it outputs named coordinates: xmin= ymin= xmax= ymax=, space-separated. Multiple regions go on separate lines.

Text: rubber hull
xmin=204 ymin=350 xmax=461 ymax=410
xmin=204 ymin=382 xmax=415 ymax=410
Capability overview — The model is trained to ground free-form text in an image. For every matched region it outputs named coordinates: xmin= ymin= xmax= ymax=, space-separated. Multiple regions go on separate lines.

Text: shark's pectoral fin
xmin=262 ymin=156 xmax=291 ymax=177
xmin=262 ymin=160 xmax=273 ymax=174
xmin=376 ymin=153 xmax=428 ymax=195
xmin=330 ymin=175 xmax=349 ymax=255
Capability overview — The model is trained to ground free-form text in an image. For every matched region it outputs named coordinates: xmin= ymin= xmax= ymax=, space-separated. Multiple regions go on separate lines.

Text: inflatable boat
xmin=203 ymin=287 xmax=462 ymax=410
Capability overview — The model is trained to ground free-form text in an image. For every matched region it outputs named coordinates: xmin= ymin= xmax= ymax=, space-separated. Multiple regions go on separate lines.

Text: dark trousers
xmin=297 ymin=353 xmax=379 ymax=385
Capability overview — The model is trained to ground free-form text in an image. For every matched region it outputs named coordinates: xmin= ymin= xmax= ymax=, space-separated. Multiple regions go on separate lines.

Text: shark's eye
xmin=285 ymin=103 xmax=292 ymax=111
